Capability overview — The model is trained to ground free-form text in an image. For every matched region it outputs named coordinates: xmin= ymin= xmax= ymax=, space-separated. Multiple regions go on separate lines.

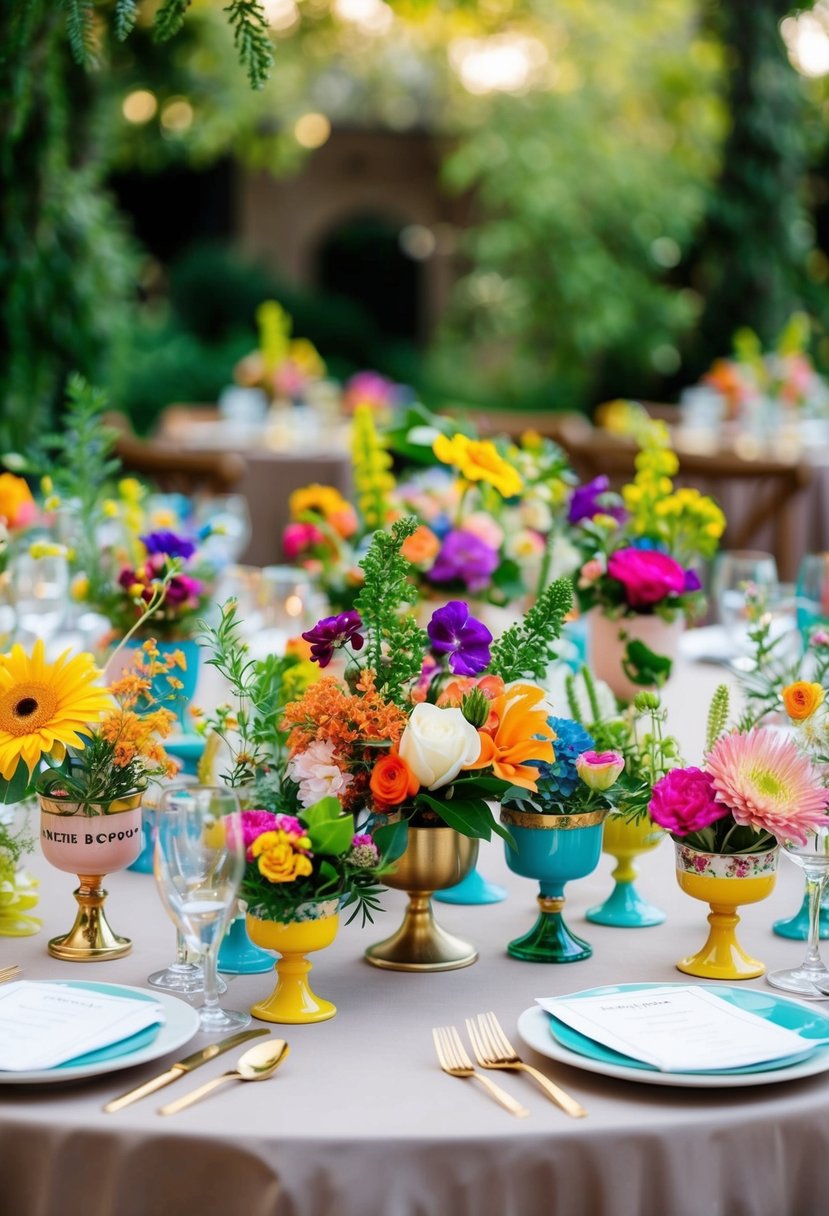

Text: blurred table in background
xmin=153 ymin=411 xmax=353 ymax=567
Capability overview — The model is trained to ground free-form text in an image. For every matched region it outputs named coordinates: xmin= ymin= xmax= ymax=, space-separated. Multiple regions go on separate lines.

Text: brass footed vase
xmin=365 ymin=826 xmax=479 ymax=972
xmin=38 ymin=789 xmax=144 ymax=961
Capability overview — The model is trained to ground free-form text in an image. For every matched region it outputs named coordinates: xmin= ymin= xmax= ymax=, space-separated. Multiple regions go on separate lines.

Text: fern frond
xmin=61 ymin=0 xmax=96 ymax=65
xmin=489 ymin=577 xmax=573 ymax=683
xmin=154 ymin=0 xmax=192 ymax=43
xmin=114 ymin=0 xmax=138 ymax=40
xmin=705 ymin=684 xmax=731 ymax=752
xmin=353 ymin=517 xmax=425 ymax=705
xmin=223 ymin=0 xmax=274 ymax=89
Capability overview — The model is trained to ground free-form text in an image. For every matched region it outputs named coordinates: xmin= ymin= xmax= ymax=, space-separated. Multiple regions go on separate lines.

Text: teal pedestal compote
xmin=586 ymin=814 xmax=666 ymax=928
xmin=500 ymin=807 xmax=607 ymax=962
xmin=434 ymin=866 xmax=506 ymax=906
xmin=218 ymin=910 xmax=275 ymax=974
xmin=774 ymin=887 xmax=829 ymax=941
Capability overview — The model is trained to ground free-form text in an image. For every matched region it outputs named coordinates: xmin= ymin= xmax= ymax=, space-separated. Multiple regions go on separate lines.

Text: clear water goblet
xmin=795 ymin=552 xmax=829 ymax=647
xmin=11 ymin=551 xmax=69 ymax=644
xmin=711 ymin=550 xmax=779 ymax=657
xmin=767 ymin=826 xmax=829 ymax=1000
xmin=154 ymin=785 xmax=249 ymax=1031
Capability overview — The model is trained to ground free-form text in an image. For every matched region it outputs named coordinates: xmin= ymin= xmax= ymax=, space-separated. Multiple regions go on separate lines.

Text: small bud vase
xmin=500 ymin=807 xmax=608 ymax=963
xmin=586 ymin=813 xmax=666 ymax=928
xmin=364 ymin=825 xmax=478 ymax=971
xmin=246 ymin=899 xmax=340 ymax=1024
xmin=674 ymin=842 xmax=779 ymax=980
xmin=38 ymin=786 xmax=144 ymax=961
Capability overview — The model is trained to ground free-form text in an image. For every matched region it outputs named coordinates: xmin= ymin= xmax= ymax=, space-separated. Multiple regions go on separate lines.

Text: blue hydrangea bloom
xmin=531 ymin=716 xmax=596 ymax=803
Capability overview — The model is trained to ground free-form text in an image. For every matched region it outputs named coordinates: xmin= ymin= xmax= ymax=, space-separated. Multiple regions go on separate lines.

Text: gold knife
xmin=103 ymin=1028 xmax=269 ymax=1113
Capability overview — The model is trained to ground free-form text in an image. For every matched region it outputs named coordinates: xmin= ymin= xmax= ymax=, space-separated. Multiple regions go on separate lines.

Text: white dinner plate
xmin=0 ymin=981 xmax=200 ymax=1085
xmin=517 ymin=1000 xmax=829 ymax=1089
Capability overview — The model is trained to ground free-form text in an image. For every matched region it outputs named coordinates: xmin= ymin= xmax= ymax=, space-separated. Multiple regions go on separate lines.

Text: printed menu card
xmin=0 ymin=982 xmax=164 ymax=1071
xmin=537 ymin=986 xmax=818 ymax=1072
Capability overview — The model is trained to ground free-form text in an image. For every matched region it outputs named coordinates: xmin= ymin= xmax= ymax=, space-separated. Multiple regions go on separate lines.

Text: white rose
xmin=399 ymin=703 xmax=482 ymax=791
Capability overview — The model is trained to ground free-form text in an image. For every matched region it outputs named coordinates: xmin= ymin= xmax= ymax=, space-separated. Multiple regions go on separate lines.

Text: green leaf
xmin=372 ymin=817 xmax=410 ymax=863
xmin=0 ymin=764 xmax=32 ymax=805
xmin=303 ymin=798 xmax=354 ymax=856
xmin=415 ymin=792 xmax=493 ymax=840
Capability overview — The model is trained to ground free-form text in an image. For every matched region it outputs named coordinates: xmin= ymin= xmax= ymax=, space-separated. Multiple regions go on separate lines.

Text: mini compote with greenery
xmin=280 ymin=515 xmax=574 ymax=860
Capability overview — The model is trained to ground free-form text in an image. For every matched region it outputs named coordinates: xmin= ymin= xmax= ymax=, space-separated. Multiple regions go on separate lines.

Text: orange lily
xmin=465 ymin=682 xmax=555 ymax=790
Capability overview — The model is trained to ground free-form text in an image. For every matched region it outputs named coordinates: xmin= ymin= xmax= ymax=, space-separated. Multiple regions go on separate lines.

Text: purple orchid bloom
xmin=427 ymin=601 xmax=493 ymax=676
xmin=302 ymin=611 xmax=365 ymax=667
xmin=428 ymin=529 xmax=499 ymax=593
xmin=567 ymin=477 xmax=627 ymax=526
xmin=141 ymin=530 xmax=198 ymax=561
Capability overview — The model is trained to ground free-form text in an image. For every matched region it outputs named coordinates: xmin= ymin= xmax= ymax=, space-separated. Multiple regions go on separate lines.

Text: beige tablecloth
xmin=1 ymin=663 xmax=828 ymax=1216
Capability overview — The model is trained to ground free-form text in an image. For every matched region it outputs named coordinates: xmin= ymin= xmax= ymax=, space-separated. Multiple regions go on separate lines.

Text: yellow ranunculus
xmin=432 ymin=434 xmax=522 ymax=498
xmin=782 ymin=681 xmax=825 ymax=722
xmin=252 ymin=830 xmax=313 ymax=883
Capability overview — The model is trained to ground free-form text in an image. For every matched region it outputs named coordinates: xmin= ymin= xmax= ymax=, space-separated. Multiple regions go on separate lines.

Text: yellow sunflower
xmin=0 ymin=642 xmax=113 ymax=781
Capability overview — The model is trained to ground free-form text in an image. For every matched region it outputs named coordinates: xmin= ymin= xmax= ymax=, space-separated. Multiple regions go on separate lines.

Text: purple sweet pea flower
xmin=683 ymin=568 xmax=702 ymax=593
xmin=427 ymin=600 xmax=493 ymax=676
xmin=568 ymin=477 xmax=627 ymax=525
xmin=428 ymin=529 xmax=499 ymax=593
xmin=140 ymin=530 xmax=198 ymax=560
xmin=302 ymin=611 xmax=365 ymax=667
xmin=163 ymin=573 xmax=202 ymax=605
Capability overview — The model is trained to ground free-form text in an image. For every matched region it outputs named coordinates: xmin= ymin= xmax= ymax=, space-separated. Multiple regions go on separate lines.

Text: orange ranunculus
xmin=328 ymin=505 xmax=359 ymax=539
xmin=285 ymin=635 xmax=314 ymax=661
xmin=782 ymin=681 xmax=825 ymax=722
xmin=0 ymin=473 xmax=36 ymax=530
xmin=370 ymin=752 xmax=420 ymax=810
xmin=465 ymin=682 xmax=555 ymax=791
xmin=438 ymin=674 xmax=505 ymax=708
xmin=401 ymin=524 xmax=441 ymax=566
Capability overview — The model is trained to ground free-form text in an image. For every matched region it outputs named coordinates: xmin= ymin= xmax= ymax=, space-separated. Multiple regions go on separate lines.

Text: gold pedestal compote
xmin=365 ymin=825 xmax=479 ymax=972
xmin=39 ymin=788 xmax=144 ymax=961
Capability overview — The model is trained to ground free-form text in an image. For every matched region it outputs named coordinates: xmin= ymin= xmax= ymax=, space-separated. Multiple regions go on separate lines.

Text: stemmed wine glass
xmin=711 ymin=550 xmax=778 ymax=659
xmin=154 ymin=785 xmax=250 ymax=1032
xmin=767 ymin=825 xmax=829 ymax=1000
xmin=10 ymin=551 xmax=69 ymax=645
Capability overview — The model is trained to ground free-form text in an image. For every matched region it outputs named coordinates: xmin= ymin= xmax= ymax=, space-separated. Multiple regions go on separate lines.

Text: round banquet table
xmin=1 ymin=660 xmax=828 ymax=1216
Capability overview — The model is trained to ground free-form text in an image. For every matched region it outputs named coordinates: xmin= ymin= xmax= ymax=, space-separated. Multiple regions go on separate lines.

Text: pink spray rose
xmin=607 ymin=547 xmax=687 ymax=610
xmin=575 ymin=750 xmax=625 ymax=792
xmin=283 ymin=522 xmax=325 ymax=560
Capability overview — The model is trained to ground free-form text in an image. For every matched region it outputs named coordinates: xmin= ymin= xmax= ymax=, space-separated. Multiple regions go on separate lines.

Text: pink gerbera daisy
xmin=706 ymin=728 xmax=829 ymax=847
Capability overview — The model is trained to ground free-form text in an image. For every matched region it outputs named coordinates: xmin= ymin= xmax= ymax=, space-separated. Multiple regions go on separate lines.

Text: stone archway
xmin=237 ymin=128 xmax=467 ymax=341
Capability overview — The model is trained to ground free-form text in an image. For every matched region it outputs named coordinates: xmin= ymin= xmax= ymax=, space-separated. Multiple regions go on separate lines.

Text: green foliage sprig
xmin=113 ymin=0 xmax=137 ymax=40
xmin=488 ymin=577 xmax=572 ymax=683
xmin=197 ymin=599 xmax=301 ymax=787
xmin=154 ymin=0 xmax=192 ymax=43
xmin=352 ymin=517 xmax=427 ymax=706
xmin=706 ymin=684 xmax=730 ymax=753
xmin=224 ymin=0 xmax=274 ymax=90
xmin=61 ymin=0 xmax=96 ymax=65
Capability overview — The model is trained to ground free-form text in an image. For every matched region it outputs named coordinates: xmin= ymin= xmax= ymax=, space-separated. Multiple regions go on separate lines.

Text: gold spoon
xmin=158 ymin=1039 xmax=289 ymax=1115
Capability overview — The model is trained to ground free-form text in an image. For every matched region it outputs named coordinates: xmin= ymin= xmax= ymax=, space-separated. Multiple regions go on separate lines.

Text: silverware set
xmin=433 ymin=1010 xmax=586 ymax=1119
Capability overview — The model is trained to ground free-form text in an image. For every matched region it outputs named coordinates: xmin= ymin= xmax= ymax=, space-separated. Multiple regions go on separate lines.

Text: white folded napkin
xmin=0 ymin=982 xmax=165 ymax=1072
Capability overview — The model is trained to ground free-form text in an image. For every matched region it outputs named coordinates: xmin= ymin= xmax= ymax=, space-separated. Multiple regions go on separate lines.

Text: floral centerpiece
xmin=646 ymin=679 xmax=828 ymax=979
xmin=569 ymin=419 xmax=725 ymax=698
xmin=0 ymin=633 xmax=179 ymax=959
xmin=283 ymin=406 xmax=577 ymax=617
xmin=234 ymin=301 xmax=327 ymax=405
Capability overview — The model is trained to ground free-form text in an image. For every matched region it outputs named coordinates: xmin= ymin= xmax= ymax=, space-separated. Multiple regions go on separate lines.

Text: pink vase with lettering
xmin=38 ymin=783 xmax=144 ymax=962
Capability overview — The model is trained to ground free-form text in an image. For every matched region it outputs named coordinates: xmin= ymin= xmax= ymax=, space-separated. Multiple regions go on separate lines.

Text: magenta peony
xmin=607 ymin=547 xmax=688 ymax=610
xmin=648 ymin=766 xmax=731 ymax=835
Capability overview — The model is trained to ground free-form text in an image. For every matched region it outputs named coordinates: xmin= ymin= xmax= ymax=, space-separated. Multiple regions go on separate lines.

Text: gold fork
xmin=0 ymin=965 xmax=21 ymax=985
xmin=432 ymin=1026 xmax=529 ymax=1118
xmin=466 ymin=1011 xmax=587 ymax=1119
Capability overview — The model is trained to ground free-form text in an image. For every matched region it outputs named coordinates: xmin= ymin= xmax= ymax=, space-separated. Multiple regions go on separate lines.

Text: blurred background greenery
xmin=3 ymin=0 xmax=829 ymax=446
